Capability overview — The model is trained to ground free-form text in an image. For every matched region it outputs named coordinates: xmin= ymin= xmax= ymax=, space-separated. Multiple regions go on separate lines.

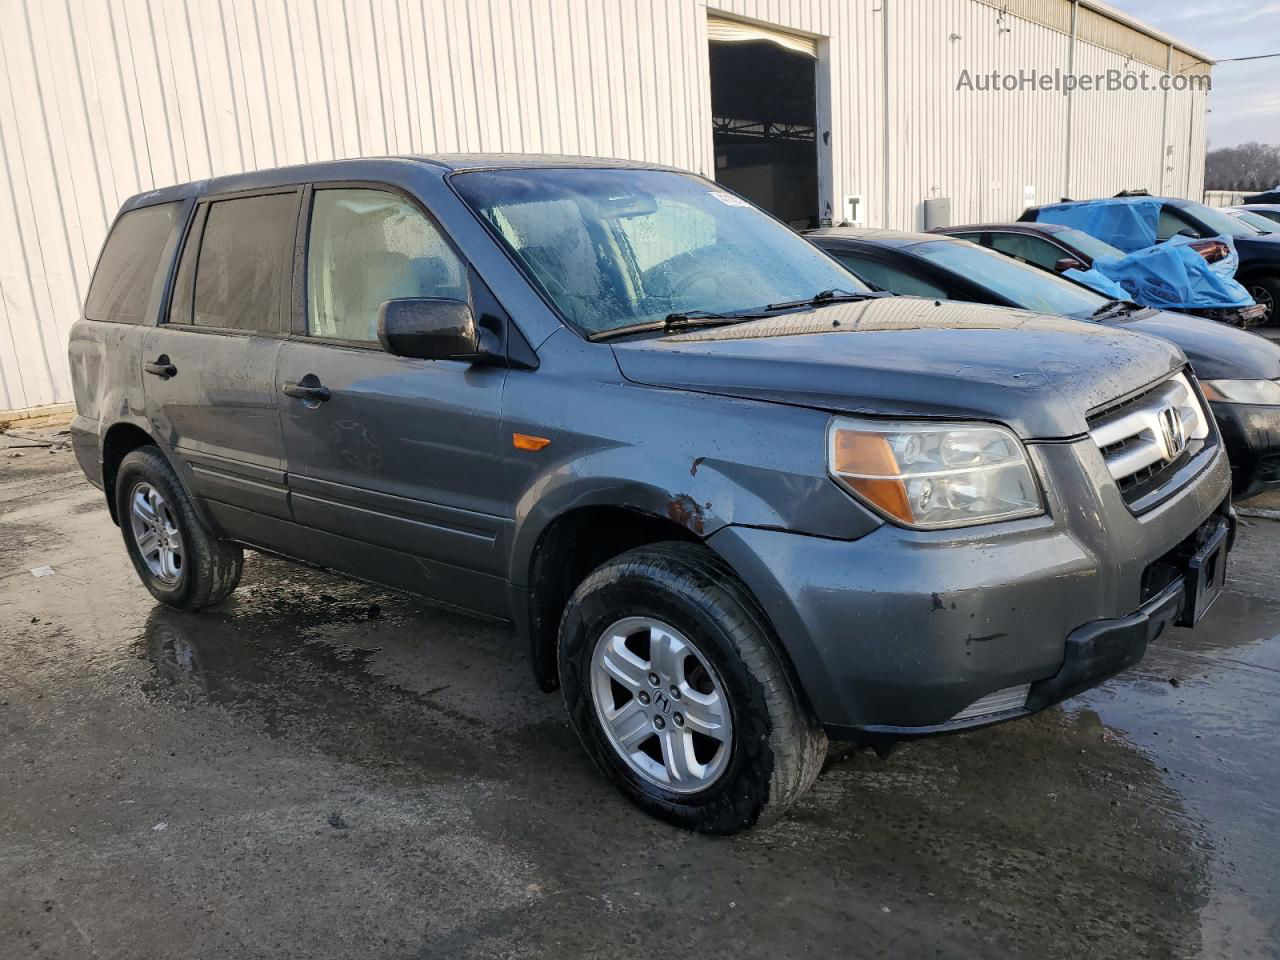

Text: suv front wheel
xmin=115 ymin=446 xmax=243 ymax=609
xmin=558 ymin=542 xmax=826 ymax=833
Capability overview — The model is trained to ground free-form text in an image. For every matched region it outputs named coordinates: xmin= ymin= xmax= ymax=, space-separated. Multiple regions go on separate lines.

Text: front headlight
xmin=827 ymin=418 xmax=1044 ymax=529
xmin=1199 ymin=379 xmax=1280 ymax=405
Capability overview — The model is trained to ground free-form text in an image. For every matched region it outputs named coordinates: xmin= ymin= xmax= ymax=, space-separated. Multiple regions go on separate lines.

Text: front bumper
xmin=1185 ymin=304 xmax=1268 ymax=328
xmin=707 ymin=437 xmax=1233 ymax=741
xmin=1210 ymin=401 xmax=1280 ymax=499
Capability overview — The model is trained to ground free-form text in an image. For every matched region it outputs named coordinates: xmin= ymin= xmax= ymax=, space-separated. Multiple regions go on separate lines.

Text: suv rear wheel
xmin=558 ymin=542 xmax=826 ymax=833
xmin=115 ymin=447 xmax=243 ymax=609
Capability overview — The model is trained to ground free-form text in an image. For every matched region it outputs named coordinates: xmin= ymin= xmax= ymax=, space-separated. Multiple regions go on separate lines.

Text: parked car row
xmin=928 ymin=220 xmax=1265 ymax=328
xmin=1019 ymin=195 xmax=1280 ymax=323
xmin=808 ymin=228 xmax=1280 ymax=498
xmin=72 ymin=156 xmax=1235 ymax=833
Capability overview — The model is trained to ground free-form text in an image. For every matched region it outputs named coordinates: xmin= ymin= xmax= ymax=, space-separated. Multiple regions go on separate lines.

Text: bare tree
xmin=1205 ymin=142 xmax=1280 ymax=191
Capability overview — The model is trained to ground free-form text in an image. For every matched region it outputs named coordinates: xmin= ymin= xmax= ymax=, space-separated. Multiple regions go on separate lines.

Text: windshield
xmin=908 ymin=239 xmax=1108 ymax=318
xmin=451 ymin=168 xmax=867 ymax=335
xmin=1179 ymin=201 xmax=1260 ymax=238
xmin=1233 ymin=210 xmax=1280 ymax=234
xmin=1051 ymin=226 xmax=1126 ymax=261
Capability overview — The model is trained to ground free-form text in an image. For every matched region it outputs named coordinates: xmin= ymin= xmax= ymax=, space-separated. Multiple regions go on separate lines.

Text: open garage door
xmin=708 ymin=17 xmax=818 ymax=228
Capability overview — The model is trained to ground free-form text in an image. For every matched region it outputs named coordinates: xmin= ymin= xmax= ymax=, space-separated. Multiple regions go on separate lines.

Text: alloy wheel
xmin=129 ymin=482 xmax=183 ymax=585
xmin=589 ymin=616 xmax=733 ymax=793
xmin=1248 ymin=284 xmax=1275 ymax=322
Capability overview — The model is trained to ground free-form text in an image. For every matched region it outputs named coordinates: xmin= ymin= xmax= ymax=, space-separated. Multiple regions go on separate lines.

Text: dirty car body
xmin=69 ymin=156 xmax=1233 ymax=832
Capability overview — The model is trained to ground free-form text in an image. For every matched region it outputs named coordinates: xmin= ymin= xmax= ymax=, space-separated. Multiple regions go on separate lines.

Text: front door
xmin=142 ymin=188 xmax=301 ymax=546
xmin=276 ymin=186 xmax=511 ymax=615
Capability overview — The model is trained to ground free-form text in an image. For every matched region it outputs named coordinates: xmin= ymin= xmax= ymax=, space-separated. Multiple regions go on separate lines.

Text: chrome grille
xmin=1088 ymin=373 xmax=1210 ymax=503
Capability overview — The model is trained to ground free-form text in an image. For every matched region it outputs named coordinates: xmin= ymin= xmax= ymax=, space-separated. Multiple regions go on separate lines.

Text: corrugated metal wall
xmin=0 ymin=0 xmax=1209 ymax=414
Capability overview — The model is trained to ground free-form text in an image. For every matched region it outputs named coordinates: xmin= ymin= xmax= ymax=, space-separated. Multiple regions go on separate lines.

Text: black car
xmin=809 ymin=227 xmax=1280 ymax=498
xmin=1018 ymin=197 xmax=1280 ymax=323
xmin=931 ymin=221 xmax=1266 ymax=328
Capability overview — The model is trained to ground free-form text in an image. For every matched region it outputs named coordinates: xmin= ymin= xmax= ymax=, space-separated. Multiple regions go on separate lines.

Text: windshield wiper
xmin=587 ymin=290 xmax=885 ymax=342
xmin=763 ymin=288 xmax=887 ymax=312
xmin=1090 ymin=299 xmax=1141 ymax=320
xmin=588 ymin=309 xmax=764 ymax=342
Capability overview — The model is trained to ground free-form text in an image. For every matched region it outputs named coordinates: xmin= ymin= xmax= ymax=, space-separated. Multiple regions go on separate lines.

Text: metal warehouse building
xmin=0 ymin=0 xmax=1211 ymax=417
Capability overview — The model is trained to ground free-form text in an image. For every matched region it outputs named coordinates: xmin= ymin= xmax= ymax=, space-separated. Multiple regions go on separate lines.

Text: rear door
xmin=142 ymin=187 xmax=302 ymax=548
xmin=275 ymin=184 xmax=511 ymax=614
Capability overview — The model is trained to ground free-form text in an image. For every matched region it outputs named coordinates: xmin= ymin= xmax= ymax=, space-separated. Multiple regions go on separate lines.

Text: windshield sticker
xmin=709 ymin=191 xmax=752 ymax=207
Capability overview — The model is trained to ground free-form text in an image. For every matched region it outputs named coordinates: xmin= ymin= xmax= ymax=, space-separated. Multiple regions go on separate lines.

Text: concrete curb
xmin=1239 ymin=508 xmax=1280 ymax=522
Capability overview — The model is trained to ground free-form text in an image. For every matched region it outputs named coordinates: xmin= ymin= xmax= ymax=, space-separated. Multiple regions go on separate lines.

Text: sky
xmin=1115 ymin=0 xmax=1280 ymax=148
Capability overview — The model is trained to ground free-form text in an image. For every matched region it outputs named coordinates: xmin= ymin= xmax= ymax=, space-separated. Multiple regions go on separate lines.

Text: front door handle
xmin=282 ymin=377 xmax=331 ymax=403
xmin=144 ymin=355 xmax=177 ymax=379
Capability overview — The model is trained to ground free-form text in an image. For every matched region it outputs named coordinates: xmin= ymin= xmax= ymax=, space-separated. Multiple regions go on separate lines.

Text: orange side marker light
xmin=513 ymin=433 xmax=551 ymax=451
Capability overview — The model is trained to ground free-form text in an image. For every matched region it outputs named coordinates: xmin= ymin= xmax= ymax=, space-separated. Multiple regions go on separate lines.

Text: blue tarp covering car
xmin=1034 ymin=197 xmax=1255 ymax=310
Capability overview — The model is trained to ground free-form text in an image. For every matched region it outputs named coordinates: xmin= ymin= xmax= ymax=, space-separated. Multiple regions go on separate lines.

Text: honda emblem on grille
xmin=1159 ymin=406 xmax=1186 ymax=460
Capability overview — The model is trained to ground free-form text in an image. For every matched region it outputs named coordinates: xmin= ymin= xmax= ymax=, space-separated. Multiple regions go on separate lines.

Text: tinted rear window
xmin=84 ymin=202 xmax=181 ymax=324
xmin=193 ymin=193 xmax=296 ymax=333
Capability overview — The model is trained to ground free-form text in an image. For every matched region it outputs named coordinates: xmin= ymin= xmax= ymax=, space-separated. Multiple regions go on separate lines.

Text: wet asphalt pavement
xmin=2 ymin=427 xmax=1278 ymax=959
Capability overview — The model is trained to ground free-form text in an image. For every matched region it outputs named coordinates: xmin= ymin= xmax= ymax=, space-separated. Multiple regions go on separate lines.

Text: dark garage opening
xmin=709 ymin=38 xmax=818 ymax=228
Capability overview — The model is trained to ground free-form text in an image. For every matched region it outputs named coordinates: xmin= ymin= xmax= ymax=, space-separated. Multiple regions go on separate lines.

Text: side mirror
xmin=377 ymin=298 xmax=478 ymax=361
xmin=1175 ymin=228 xmax=1200 ymax=239
xmin=1054 ymin=257 xmax=1086 ymax=273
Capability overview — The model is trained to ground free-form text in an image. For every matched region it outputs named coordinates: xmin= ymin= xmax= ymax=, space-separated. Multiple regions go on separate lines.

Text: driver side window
xmin=832 ymin=252 xmax=948 ymax=299
xmin=1157 ymin=207 xmax=1201 ymax=242
xmin=306 ymin=188 xmax=467 ymax=343
xmin=989 ymin=232 xmax=1064 ymax=271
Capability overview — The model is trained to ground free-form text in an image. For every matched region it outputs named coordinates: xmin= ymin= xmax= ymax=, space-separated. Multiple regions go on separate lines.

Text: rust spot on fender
xmin=667 ymin=494 xmax=705 ymax=535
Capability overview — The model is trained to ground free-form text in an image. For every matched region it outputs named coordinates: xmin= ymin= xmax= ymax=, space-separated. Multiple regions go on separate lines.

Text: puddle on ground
xmin=1076 ymin=589 xmax=1280 ymax=954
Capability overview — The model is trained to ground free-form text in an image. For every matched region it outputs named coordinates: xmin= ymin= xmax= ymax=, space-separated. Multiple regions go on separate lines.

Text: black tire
xmin=1245 ymin=274 xmax=1280 ymax=325
xmin=114 ymin=446 xmax=243 ymax=609
xmin=558 ymin=541 xmax=827 ymax=834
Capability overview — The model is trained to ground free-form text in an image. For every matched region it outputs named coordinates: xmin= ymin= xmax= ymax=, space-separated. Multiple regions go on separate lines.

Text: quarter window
xmin=306 ymin=188 xmax=468 ymax=343
xmin=193 ymin=193 xmax=296 ymax=333
xmin=85 ymin=202 xmax=181 ymax=324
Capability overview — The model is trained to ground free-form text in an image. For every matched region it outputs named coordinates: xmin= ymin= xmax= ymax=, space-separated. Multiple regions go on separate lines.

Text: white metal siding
xmin=0 ymin=0 xmax=1209 ymax=413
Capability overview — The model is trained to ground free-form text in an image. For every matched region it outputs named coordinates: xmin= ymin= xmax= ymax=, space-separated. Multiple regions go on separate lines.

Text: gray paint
xmin=69 ymin=155 xmax=1233 ymax=736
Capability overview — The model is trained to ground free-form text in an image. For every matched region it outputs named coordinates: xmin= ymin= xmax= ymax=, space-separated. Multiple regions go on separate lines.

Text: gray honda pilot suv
xmin=70 ymin=155 xmax=1234 ymax=833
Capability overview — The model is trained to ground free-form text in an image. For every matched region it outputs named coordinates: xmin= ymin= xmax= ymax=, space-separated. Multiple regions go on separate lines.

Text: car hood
xmin=1118 ymin=309 xmax=1280 ymax=381
xmin=610 ymin=297 xmax=1186 ymax=440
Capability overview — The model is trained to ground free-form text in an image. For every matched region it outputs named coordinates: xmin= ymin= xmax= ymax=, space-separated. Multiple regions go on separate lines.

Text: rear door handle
xmin=282 ymin=378 xmax=331 ymax=403
xmin=144 ymin=355 xmax=177 ymax=379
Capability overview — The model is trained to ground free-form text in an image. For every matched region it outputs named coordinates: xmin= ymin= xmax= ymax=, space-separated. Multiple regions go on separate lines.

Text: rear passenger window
xmin=85 ymin=202 xmax=181 ymax=324
xmin=306 ymin=188 xmax=468 ymax=342
xmin=193 ymin=193 xmax=297 ymax=333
